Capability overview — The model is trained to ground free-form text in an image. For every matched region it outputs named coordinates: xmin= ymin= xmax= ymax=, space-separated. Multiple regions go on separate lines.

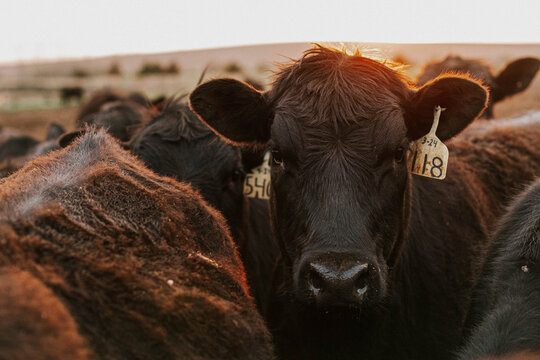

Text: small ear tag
xmin=243 ymin=151 xmax=271 ymax=199
xmin=407 ymin=106 xmax=449 ymax=180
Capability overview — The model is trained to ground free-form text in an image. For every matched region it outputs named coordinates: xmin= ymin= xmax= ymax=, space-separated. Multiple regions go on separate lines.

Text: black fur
xmin=190 ymin=45 xmax=540 ymax=360
xmin=458 ymin=180 xmax=540 ymax=360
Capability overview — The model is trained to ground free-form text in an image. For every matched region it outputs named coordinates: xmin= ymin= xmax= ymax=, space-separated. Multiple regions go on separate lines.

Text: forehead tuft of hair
xmin=269 ymin=44 xmax=411 ymax=126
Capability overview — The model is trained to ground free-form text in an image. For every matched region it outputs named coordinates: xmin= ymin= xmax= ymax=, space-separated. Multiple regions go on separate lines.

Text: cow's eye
xmin=230 ymin=169 xmax=245 ymax=182
xmin=271 ymin=149 xmax=283 ymax=166
xmin=394 ymin=146 xmax=405 ymax=163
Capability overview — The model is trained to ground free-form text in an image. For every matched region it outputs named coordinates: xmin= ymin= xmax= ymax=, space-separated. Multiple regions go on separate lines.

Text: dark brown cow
xmin=75 ymin=89 xmax=152 ymax=143
xmin=0 ymin=130 xmax=274 ymax=360
xmin=78 ymin=100 xmax=152 ymax=142
xmin=417 ymin=55 xmax=540 ymax=118
xmin=75 ymin=89 xmax=152 ymax=141
xmin=77 ymin=88 xmax=150 ymax=123
xmin=189 ymin=45 xmax=540 ymax=360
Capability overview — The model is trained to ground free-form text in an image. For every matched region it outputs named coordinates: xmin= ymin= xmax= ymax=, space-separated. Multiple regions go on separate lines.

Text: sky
xmin=2 ymin=0 xmax=539 ymax=64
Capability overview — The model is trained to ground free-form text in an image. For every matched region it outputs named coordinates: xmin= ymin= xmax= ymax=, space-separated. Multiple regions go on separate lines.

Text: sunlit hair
xmin=269 ymin=44 xmax=412 ymax=127
xmin=272 ymin=43 xmax=407 ymax=83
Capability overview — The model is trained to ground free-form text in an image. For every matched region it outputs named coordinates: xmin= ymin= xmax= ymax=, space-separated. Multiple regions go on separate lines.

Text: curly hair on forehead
xmin=269 ymin=44 xmax=411 ymax=127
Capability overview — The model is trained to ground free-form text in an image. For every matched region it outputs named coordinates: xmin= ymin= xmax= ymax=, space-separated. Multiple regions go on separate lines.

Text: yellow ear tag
xmin=407 ymin=106 xmax=449 ymax=180
xmin=243 ymin=151 xmax=271 ymax=199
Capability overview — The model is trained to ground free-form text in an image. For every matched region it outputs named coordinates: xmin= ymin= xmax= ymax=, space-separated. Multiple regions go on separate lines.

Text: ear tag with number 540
xmin=407 ymin=106 xmax=449 ymax=180
xmin=243 ymin=151 xmax=271 ymax=199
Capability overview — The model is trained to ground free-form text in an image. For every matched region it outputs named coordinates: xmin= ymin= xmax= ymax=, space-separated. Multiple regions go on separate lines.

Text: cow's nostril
xmin=354 ymin=272 xmax=369 ymax=297
xmin=308 ymin=268 xmax=324 ymax=295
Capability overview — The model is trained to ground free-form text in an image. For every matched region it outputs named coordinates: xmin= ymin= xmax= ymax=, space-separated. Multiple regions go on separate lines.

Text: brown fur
xmin=0 ymin=267 xmax=91 ymax=360
xmin=0 ymin=130 xmax=274 ymax=360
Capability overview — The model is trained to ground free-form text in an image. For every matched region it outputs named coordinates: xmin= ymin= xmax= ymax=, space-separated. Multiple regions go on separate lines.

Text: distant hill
xmin=1 ymin=42 xmax=539 ymax=79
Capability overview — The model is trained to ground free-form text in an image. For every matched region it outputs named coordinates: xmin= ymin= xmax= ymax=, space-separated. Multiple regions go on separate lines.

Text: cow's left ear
xmin=405 ymin=77 xmax=488 ymax=141
xmin=189 ymin=78 xmax=273 ymax=146
xmin=492 ymin=57 xmax=540 ymax=103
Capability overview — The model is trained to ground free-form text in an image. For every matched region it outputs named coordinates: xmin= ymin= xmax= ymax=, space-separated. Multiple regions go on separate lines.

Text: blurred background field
xmin=0 ymin=42 xmax=538 ymax=140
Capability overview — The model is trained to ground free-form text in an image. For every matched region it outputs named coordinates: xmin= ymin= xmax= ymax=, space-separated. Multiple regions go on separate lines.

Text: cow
xmin=0 ymin=134 xmax=39 ymax=163
xmin=129 ymin=99 xmax=278 ymax=314
xmin=0 ymin=129 xmax=274 ymax=359
xmin=189 ymin=45 xmax=540 ymax=360
xmin=0 ymin=122 xmax=65 ymax=178
xmin=77 ymin=88 xmax=150 ymax=124
xmin=78 ymin=100 xmax=152 ymax=142
xmin=60 ymin=86 xmax=84 ymax=105
xmin=457 ymin=179 xmax=540 ymax=360
xmin=417 ymin=55 xmax=540 ymax=118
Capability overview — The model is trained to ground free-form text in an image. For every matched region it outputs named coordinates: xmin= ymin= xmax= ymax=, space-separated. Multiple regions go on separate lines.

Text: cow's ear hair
xmin=240 ymin=145 xmax=268 ymax=173
xmin=58 ymin=129 xmax=86 ymax=148
xmin=405 ymin=77 xmax=488 ymax=141
xmin=492 ymin=57 xmax=540 ymax=103
xmin=189 ymin=78 xmax=273 ymax=146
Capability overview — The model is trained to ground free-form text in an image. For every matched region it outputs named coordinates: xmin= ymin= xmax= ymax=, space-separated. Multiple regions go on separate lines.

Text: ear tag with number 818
xmin=243 ymin=151 xmax=271 ymax=199
xmin=407 ymin=106 xmax=449 ymax=180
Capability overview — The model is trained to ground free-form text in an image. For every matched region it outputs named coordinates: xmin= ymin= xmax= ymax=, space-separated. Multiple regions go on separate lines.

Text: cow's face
xmin=268 ymin=114 xmax=409 ymax=309
xmin=129 ymin=103 xmax=247 ymax=241
xmin=190 ymin=46 xmax=487 ymax=313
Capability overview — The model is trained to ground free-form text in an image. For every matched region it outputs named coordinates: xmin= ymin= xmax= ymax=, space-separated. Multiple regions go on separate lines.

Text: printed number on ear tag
xmin=243 ymin=152 xmax=271 ymax=199
xmin=407 ymin=106 xmax=449 ymax=180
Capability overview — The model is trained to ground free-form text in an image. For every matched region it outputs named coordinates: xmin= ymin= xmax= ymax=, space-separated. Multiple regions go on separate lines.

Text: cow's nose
xmin=307 ymin=261 xmax=370 ymax=306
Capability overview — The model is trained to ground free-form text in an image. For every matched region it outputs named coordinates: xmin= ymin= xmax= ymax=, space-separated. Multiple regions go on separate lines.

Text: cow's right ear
xmin=492 ymin=57 xmax=540 ymax=103
xmin=189 ymin=78 xmax=273 ymax=146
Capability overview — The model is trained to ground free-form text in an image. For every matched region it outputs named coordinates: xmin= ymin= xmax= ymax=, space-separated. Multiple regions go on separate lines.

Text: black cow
xmin=189 ymin=45 xmax=540 ymax=360
xmin=0 ymin=135 xmax=38 ymax=163
xmin=60 ymin=86 xmax=84 ymax=104
xmin=78 ymin=100 xmax=152 ymax=142
xmin=457 ymin=179 xmax=540 ymax=360
xmin=417 ymin=55 xmax=540 ymax=118
xmin=0 ymin=123 xmax=65 ymax=178
xmin=0 ymin=129 xmax=274 ymax=359
xmin=77 ymin=88 xmax=150 ymax=124
xmin=129 ymin=99 xmax=277 ymax=313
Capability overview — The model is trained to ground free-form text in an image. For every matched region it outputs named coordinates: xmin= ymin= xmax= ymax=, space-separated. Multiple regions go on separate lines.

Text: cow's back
xmin=0 ymin=130 xmax=273 ymax=360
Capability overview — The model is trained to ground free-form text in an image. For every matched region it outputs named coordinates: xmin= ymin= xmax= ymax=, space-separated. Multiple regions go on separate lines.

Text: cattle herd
xmin=0 ymin=45 xmax=539 ymax=360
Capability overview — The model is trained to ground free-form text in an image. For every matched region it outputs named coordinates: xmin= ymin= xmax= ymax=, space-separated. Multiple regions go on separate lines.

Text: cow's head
xmin=417 ymin=55 xmax=539 ymax=119
xmin=79 ymin=100 xmax=151 ymax=142
xmin=190 ymin=46 xmax=487 ymax=313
